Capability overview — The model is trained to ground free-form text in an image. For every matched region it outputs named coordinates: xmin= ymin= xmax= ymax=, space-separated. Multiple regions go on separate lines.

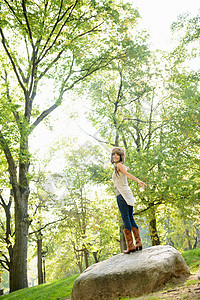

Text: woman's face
xmin=112 ymin=152 xmax=121 ymax=163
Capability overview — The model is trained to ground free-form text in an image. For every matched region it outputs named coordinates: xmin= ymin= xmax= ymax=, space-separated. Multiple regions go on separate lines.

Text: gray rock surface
xmin=71 ymin=245 xmax=190 ymax=300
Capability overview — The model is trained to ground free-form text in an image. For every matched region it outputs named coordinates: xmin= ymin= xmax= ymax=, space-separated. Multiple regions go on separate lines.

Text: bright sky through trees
xmin=30 ymin=0 xmax=200 ymax=163
xmin=133 ymin=0 xmax=200 ymax=50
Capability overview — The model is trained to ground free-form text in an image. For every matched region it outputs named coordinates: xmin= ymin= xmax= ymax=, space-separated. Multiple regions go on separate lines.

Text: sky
xmin=133 ymin=0 xmax=199 ymax=50
xmin=30 ymin=0 xmax=200 ymax=164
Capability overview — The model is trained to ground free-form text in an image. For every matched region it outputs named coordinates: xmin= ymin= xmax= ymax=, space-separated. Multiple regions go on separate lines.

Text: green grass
xmin=182 ymin=248 xmax=200 ymax=272
xmin=0 ymin=274 xmax=79 ymax=300
xmin=185 ymin=278 xmax=199 ymax=286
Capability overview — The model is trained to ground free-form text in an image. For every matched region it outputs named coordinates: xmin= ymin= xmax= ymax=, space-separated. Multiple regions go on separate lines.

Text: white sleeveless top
xmin=112 ymin=166 xmax=135 ymax=206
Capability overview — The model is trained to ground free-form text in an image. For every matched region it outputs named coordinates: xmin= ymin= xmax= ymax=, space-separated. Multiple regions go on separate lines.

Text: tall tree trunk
xmin=0 ymin=184 xmax=28 ymax=293
xmin=11 ymin=192 xmax=29 ymax=292
xmin=83 ymin=248 xmax=89 ymax=269
xmin=149 ymin=208 xmax=160 ymax=246
xmin=0 ymin=193 xmax=14 ymax=292
xmin=77 ymin=260 xmax=83 ymax=273
xmin=8 ymin=244 xmax=14 ymax=292
xmin=0 ymin=97 xmax=31 ymax=292
xmin=149 ymin=218 xmax=160 ymax=246
xmin=185 ymin=228 xmax=192 ymax=250
xmin=92 ymin=252 xmax=99 ymax=263
xmin=194 ymin=224 xmax=200 ymax=248
xmin=120 ymin=224 xmax=126 ymax=252
xmin=37 ymin=236 xmax=43 ymax=285
xmin=10 ymin=133 xmax=30 ymax=291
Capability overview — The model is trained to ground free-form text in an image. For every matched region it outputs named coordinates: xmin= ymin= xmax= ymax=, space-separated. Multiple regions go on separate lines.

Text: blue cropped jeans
xmin=117 ymin=194 xmax=138 ymax=232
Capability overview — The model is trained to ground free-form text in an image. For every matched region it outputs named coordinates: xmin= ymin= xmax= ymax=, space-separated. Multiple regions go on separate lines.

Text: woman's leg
xmin=117 ymin=194 xmax=132 ymax=232
xmin=128 ymin=205 xmax=138 ymax=229
xmin=127 ymin=205 xmax=142 ymax=250
xmin=117 ymin=195 xmax=136 ymax=253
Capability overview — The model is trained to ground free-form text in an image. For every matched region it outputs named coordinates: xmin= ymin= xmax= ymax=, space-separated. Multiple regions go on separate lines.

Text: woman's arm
xmin=117 ymin=163 xmax=147 ymax=189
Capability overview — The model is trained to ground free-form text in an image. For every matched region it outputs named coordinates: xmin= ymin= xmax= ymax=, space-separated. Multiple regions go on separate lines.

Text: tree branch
xmin=69 ymin=21 xmax=103 ymax=44
xmin=0 ymin=260 xmax=9 ymax=271
xmin=0 ymin=193 xmax=6 ymax=209
xmin=0 ymin=250 xmax=10 ymax=271
xmin=124 ymin=89 xmax=147 ymax=106
xmin=116 ymin=70 xmax=123 ymax=107
xmin=38 ymin=18 xmax=104 ymax=81
xmin=38 ymin=1 xmax=78 ymax=63
xmin=29 ymin=103 xmax=59 ymax=133
xmin=31 ymin=34 xmax=117 ymax=133
xmin=29 ymin=215 xmax=69 ymax=236
xmin=2 ymin=0 xmax=24 ymax=27
xmin=3 ymin=69 xmax=21 ymax=124
xmin=78 ymin=127 xmax=114 ymax=146
xmin=38 ymin=49 xmax=65 ymax=80
xmin=0 ymin=131 xmax=19 ymax=198
xmin=22 ymin=0 xmax=34 ymax=47
xmin=0 ymin=219 xmax=5 ymax=232
xmin=63 ymin=55 xmax=117 ymax=93
xmin=0 ymin=28 xmax=27 ymax=95
xmin=133 ymin=201 xmax=162 ymax=216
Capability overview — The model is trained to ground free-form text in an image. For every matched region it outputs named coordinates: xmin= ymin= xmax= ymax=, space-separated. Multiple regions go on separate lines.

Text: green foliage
xmin=0 ymin=0 xmax=144 ymax=289
xmin=171 ymin=13 xmax=200 ymax=46
xmin=0 ymin=0 xmax=140 ymax=172
xmin=1 ymin=1 xmax=200 ymax=289
xmin=162 ymin=12 xmax=200 ymax=227
xmin=157 ymin=207 xmax=198 ymax=250
xmin=81 ymin=10 xmax=200 ymax=247
xmin=27 ymin=142 xmax=121 ymax=281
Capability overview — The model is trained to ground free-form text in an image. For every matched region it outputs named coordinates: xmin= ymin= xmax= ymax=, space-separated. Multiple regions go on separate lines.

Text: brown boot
xmin=132 ymin=227 xmax=142 ymax=251
xmin=123 ymin=229 xmax=136 ymax=254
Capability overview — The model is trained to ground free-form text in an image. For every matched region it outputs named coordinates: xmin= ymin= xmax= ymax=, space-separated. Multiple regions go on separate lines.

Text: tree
xmin=84 ymin=43 xmax=167 ymax=245
xmin=27 ymin=142 xmax=121 ymax=279
xmin=27 ymin=145 xmax=119 ymax=282
xmin=84 ymin=29 xmax=200 ymax=247
xmin=0 ymin=191 xmax=14 ymax=289
xmin=0 ymin=0 xmax=140 ymax=291
xmin=164 ymin=12 xmax=200 ymax=229
xmin=28 ymin=169 xmax=57 ymax=285
xmin=144 ymin=12 xmax=200 ymax=248
xmin=0 ymin=157 xmax=14 ymax=292
xmin=51 ymin=143 xmax=118 ymax=271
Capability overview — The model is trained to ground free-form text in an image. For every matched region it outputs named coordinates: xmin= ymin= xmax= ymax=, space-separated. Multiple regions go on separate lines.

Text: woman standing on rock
xmin=111 ymin=147 xmax=146 ymax=254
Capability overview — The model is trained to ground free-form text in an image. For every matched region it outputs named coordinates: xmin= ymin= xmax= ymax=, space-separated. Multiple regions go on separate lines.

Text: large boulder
xmin=71 ymin=245 xmax=190 ymax=300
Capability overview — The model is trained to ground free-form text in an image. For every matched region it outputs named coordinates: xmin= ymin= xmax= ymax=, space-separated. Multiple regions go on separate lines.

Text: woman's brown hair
xmin=111 ymin=147 xmax=125 ymax=164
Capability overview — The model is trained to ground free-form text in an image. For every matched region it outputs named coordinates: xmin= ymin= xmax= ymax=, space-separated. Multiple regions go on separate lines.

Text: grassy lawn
xmin=0 ymin=274 xmax=79 ymax=300
xmin=182 ymin=248 xmax=200 ymax=273
xmin=0 ymin=248 xmax=199 ymax=300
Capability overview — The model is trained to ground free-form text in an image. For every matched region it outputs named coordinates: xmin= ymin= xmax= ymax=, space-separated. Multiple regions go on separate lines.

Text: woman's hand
xmin=138 ymin=180 xmax=147 ymax=189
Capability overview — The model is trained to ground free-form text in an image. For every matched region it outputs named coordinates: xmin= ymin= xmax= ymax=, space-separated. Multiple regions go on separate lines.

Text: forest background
xmin=0 ymin=0 xmax=199 ymax=295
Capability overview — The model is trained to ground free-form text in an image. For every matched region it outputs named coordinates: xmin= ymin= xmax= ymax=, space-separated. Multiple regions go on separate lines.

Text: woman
xmin=111 ymin=147 xmax=146 ymax=254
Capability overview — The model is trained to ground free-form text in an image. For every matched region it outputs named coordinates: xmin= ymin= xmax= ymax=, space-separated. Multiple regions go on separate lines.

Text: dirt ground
xmin=132 ymin=273 xmax=200 ymax=300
